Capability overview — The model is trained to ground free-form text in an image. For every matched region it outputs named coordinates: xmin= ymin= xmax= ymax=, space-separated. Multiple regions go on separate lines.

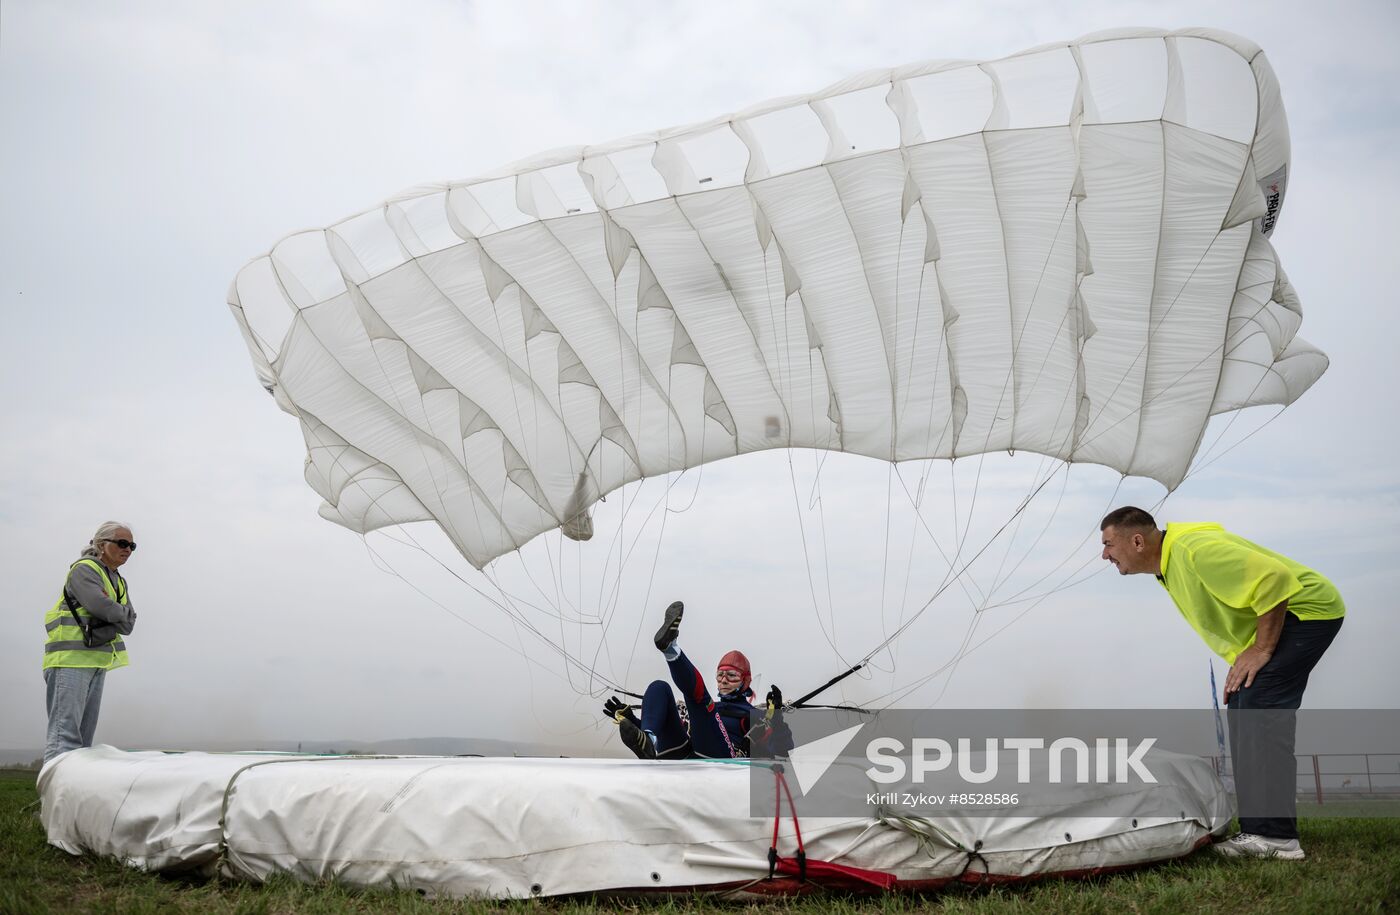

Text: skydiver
xmin=602 ymin=601 xmax=792 ymax=760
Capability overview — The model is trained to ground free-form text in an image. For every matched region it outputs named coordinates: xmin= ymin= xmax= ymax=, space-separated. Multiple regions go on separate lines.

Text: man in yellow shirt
xmin=1099 ymin=506 xmax=1344 ymax=860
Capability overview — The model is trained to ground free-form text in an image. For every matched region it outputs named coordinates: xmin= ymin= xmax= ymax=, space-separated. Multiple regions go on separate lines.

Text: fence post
xmin=1312 ymin=755 xmax=1323 ymax=805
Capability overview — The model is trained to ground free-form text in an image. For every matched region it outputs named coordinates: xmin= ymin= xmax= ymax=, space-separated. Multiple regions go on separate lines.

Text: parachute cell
xmin=228 ymin=28 xmax=1324 ymax=569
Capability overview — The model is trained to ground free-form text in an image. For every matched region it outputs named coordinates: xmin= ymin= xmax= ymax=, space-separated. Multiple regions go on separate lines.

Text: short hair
xmin=81 ymin=521 xmax=135 ymax=560
xmin=1100 ymin=506 xmax=1157 ymax=532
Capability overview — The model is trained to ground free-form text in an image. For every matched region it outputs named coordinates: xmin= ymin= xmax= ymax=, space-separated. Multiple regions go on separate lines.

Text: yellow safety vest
xmin=43 ymin=559 xmax=130 ymax=670
xmin=1158 ymin=522 xmax=1344 ymax=664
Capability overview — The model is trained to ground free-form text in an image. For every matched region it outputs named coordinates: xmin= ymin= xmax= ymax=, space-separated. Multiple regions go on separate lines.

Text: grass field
xmin=2 ymin=769 xmax=1397 ymax=915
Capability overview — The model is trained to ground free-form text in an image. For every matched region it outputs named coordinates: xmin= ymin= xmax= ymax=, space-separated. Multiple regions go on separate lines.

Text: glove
xmin=765 ymin=685 xmax=784 ymax=720
xmin=603 ymin=695 xmax=636 ymax=724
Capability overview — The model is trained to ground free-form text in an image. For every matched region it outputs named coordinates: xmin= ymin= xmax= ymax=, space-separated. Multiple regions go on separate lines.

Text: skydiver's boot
xmin=654 ymin=601 xmax=684 ymax=652
xmin=617 ymin=716 xmax=657 ymax=760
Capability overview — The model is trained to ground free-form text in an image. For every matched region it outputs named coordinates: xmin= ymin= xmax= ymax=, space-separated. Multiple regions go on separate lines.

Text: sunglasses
xmin=104 ymin=538 xmax=138 ymax=551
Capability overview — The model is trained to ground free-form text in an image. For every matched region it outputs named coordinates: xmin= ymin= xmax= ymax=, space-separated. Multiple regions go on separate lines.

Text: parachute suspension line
xmin=494 ymin=554 xmax=589 ymax=696
xmin=923 ymin=460 xmax=1066 ymax=706
xmin=955 ymin=174 xmax=1076 ymax=558
xmin=1185 ymin=291 xmax=1296 ymax=479
xmin=790 ymin=327 xmax=841 ymax=664
xmin=887 ymin=189 xmax=937 ymax=653
xmin=1073 ymin=230 xmax=1229 ymax=457
xmin=814 ymin=452 xmax=843 ymax=662
xmin=795 ymin=466 xmax=1066 ymax=708
xmin=973 ymin=307 xmax=1112 ymax=609
xmin=536 ymin=501 xmax=571 ymax=635
xmin=880 ymin=214 xmax=923 ymax=679
xmin=811 ymin=449 xmax=842 ymax=659
xmin=476 ymin=544 xmax=601 ymax=692
xmin=889 ymin=230 xmax=970 ymax=634
xmin=888 ymin=186 xmax=1076 ymax=676
xmin=889 ymin=465 xmax=988 ymax=612
xmin=891 ymin=465 xmax=931 ymax=669
xmin=597 ymin=479 xmax=678 ymax=649
xmin=924 ymin=458 xmax=1074 ymax=706
xmin=616 ymin=472 xmax=682 ymax=690
xmin=603 ymin=268 xmax=633 ymax=670
xmin=981 ymin=477 xmax=1037 ymax=603
xmin=615 ymin=294 xmax=682 ymax=690
xmin=978 ymin=469 xmax=1125 ymax=620
xmin=874 ymin=563 xmax=1078 ymax=709
xmin=785 ymin=448 xmax=854 ymax=670
xmin=879 ymin=254 xmax=1075 ymax=691
xmin=978 ymin=257 xmax=1099 ymax=603
xmin=586 ymin=440 xmax=627 ymax=635
xmin=762 ymin=221 xmax=856 ymax=676
xmin=1016 ymin=192 xmax=1075 ymax=349
xmin=667 ymin=455 xmax=706 ymax=514
xmin=500 ymin=538 xmax=591 ymax=629
xmin=878 ymin=461 xmax=898 ymax=661
xmin=892 ymin=209 xmax=916 ymax=425
xmin=584 ymin=476 xmax=653 ymax=694
xmin=985 ymin=458 xmax=1072 ymax=603
xmin=1185 ymin=405 xmax=1288 ymax=483
xmin=940 ymin=189 xmax=1074 ymax=599
xmin=950 ymin=452 xmax=993 ymax=590
xmin=371 ymin=527 xmax=637 ymax=697
xmin=590 ymin=469 xmax=663 ymax=655
xmin=863 ymin=463 xmax=1064 ymax=661
xmin=980 ymin=450 xmax=1066 ymax=606
xmin=870 ymin=492 xmax=1119 ymax=710
xmin=759 ymin=226 xmax=790 ymax=411
xmin=484 ymin=559 xmax=628 ymax=699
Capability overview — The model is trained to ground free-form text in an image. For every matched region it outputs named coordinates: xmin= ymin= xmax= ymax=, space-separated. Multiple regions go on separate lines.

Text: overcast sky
xmin=2 ymin=0 xmax=1396 ymax=757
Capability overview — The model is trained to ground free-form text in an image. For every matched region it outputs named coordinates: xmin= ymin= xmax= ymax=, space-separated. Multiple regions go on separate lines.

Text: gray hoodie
xmin=67 ymin=560 xmax=137 ymax=638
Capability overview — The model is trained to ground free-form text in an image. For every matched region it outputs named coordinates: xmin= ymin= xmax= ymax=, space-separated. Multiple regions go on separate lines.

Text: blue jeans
xmin=44 ymin=667 xmax=106 ymax=763
xmin=1227 ymin=614 xmax=1343 ymax=839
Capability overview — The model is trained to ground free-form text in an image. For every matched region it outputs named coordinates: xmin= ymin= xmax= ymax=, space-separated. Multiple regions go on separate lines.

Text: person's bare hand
xmin=1224 ymin=646 xmax=1273 ymax=698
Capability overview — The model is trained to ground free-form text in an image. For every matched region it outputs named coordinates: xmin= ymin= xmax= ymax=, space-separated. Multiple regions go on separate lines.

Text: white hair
xmin=81 ymin=521 xmax=135 ymax=560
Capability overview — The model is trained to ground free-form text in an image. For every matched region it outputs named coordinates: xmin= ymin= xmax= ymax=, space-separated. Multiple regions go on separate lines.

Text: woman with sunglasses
xmin=602 ymin=601 xmax=791 ymax=761
xmin=41 ymin=522 xmax=139 ymax=763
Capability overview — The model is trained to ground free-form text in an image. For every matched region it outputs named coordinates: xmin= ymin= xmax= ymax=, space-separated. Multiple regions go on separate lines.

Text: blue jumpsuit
xmin=639 ymin=649 xmax=789 ymax=759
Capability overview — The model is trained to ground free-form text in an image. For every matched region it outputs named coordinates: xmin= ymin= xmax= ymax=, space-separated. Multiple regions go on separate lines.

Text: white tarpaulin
xmin=41 ymin=746 xmax=1230 ymax=898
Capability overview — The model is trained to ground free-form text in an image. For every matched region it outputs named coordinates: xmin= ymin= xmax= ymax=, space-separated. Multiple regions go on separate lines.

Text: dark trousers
xmin=1227 ymin=613 xmax=1343 ymax=839
xmin=639 ymin=650 xmax=736 ymax=759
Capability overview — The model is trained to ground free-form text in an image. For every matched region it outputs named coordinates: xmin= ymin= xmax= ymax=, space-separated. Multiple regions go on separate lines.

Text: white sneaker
xmin=1212 ymin=833 xmax=1305 ymax=860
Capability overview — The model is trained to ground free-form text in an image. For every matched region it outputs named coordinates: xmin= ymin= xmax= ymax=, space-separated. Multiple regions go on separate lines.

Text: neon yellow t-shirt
xmin=1157 ymin=522 xmax=1345 ymax=664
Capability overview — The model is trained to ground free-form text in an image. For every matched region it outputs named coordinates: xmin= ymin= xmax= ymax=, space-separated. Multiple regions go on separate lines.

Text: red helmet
xmin=717 ymin=649 xmax=752 ymax=692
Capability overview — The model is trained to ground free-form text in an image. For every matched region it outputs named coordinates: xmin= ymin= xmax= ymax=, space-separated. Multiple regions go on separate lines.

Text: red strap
xmin=775 ymin=856 xmax=899 ymax=890
xmin=766 ymin=765 xmax=899 ymax=889
xmin=775 ymin=768 xmax=804 ymax=850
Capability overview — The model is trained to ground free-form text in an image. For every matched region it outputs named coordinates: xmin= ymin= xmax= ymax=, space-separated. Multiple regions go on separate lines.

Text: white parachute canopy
xmin=229 ymin=28 xmax=1325 ymax=570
